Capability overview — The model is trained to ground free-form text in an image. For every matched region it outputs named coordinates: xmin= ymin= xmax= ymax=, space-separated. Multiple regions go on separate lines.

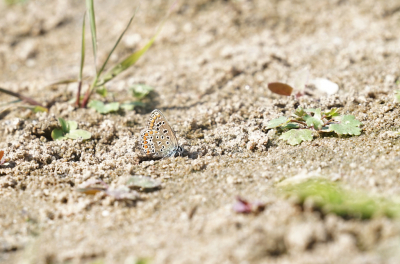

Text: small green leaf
xmin=104 ymin=102 xmax=120 ymax=113
xmin=58 ymin=118 xmax=68 ymax=132
xmin=329 ymin=115 xmax=362 ymax=135
xmin=304 ymin=115 xmax=323 ymax=130
xmin=130 ymin=84 xmax=154 ymax=100
xmin=324 ymin=108 xmax=340 ymax=118
xmin=280 ymin=129 xmax=313 ymax=145
xmin=88 ymin=100 xmax=104 ymax=112
xmin=266 ymin=116 xmax=288 ymax=129
xmin=96 ymin=86 xmax=108 ymax=97
xmin=52 ymin=128 xmax=66 ymax=141
xmin=67 ymin=120 xmax=78 ymax=131
xmin=32 ymin=106 xmax=48 ymax=113
xmin=88 ymin=100 xmax=120 ymax=114
xmin=292 ymin=107 xmax=306 ymax=119
xmin=304 ymin=108 xmax=317 ymax=113
xmin=314 ymin=108 xmax=322 ymax=119
xmin=120 ymin=101 xmax=145 ymax=111
xmin=281 ymin=123 xmax=300 ymax=129
xmin=66 ymin=129 xmax=92 ymax=140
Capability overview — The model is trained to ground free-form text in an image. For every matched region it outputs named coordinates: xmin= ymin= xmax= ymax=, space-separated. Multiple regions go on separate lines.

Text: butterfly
xmin=139 ymin=109 xmax=183 ymax=158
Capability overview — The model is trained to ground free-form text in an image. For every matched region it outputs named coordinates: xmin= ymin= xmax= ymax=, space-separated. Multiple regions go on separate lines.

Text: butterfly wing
xmin=140 ymin=109 xmax=179 ymax=158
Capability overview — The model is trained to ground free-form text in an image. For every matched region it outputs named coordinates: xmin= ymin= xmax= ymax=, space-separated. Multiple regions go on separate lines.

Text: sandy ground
xmin=1 ymin=0 xmax=400 ymax=263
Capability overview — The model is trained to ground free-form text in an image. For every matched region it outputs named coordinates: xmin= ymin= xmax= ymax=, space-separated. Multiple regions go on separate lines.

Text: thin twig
xmin=0 ymin=87 xmax=43 ymax=106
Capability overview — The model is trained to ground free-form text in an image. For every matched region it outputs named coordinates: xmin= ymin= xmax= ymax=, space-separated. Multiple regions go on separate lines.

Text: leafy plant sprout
xmin=0 ymin=0 xmax=173 ymax=111
xmin=51 ymin=118 xmax=91 ymax=141
xmin=76 ymin=0 xmax=171 ymax=108
xmin=266 ymin=107 xmax=362 ymax=145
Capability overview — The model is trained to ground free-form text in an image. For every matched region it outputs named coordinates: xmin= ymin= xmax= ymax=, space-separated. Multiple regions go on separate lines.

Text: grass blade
xmin=86 ymin=0 xmax=97 ymax=72
xmin=79 ymin=12 xmax=86 ymax=81
xmin=97 ymin=12 xmax=136 ymax=79
xmin=46 ymin=79 xmax=78 ymax=87
xmin=97 ymin=18 xmax=167 ymax=86
xmin=0 ymin=87 xmax=42 ymax=106
xmin=0 ymin=99 xmax=22 ymax=107
xmin=77 ymin=12 xmax=87 ymax=107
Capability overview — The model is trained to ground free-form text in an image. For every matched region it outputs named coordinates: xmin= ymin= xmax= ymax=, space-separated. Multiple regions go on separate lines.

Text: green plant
xmin=4 ymin=0 xmax=27 ymax=5
xmin=88 ymin=100 xmax=120 ymax=114
xmin=51 ymin=118 xmax=91 ymax=141
xmin=76 ymin=0 xmax=170 ymax=108
xmin=266 ymin=107 xmax=362 ymax=145
xmin=281 ymin=179 xmax=400 ymax=219
xmin=0 ymin=1 xmax=171 ymax=111
xmin=130 ymin=84 xmax=154 ymax=100
xmin=88 ymin=84 xmax=152 ymax=114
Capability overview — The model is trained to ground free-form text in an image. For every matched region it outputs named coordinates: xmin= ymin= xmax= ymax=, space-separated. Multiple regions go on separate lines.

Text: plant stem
xmin=81 ymin=76 xmax=98 ymax=108
xmin=289 ymin=119 xmax=307 ymax=127
xmin=76 ymin=81 xmax=82 ymax=107
xmin=0 ymin=87 xmax=43 ymax=106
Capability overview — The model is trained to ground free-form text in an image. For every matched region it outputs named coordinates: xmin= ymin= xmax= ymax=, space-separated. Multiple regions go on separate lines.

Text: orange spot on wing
xmin=0 ymin=150 xmax=3 ymax=161
xmin=144 ymin=141 xmax=148 ymax=144
xmin=144 ymin=133 xmax=149 ymax=137
xmin=144 ymin=145 xmax=148 ymax=149
xmin=149 ymin=131 xmax=153 ymax=135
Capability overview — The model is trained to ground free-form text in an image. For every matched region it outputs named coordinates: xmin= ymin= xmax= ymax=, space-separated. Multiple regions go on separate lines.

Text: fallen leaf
xmin=76 ymin=179 xmax=108 ymax=195
xmin=126 ymin=175 xmax=161 ymax=192
xmin=268 ymin=82 xmax=293 ymax=96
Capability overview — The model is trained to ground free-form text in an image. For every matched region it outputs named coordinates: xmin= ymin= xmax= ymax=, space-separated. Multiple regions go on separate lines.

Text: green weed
xmin=266 ymin=107 xmax=362 ymax=145
xmin=51 ymin=118 xmax=91 ymax=141
xmin=282 ymin=179 xmax=400 ymax=219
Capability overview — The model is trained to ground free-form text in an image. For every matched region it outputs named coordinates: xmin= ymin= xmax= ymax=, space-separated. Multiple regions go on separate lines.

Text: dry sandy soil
xmin=1 ymin=0 xmax=400 ymax=263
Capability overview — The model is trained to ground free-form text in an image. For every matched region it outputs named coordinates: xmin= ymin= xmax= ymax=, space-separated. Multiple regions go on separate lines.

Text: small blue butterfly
xmin=139 ymin=109 xmax=183 ymax=158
